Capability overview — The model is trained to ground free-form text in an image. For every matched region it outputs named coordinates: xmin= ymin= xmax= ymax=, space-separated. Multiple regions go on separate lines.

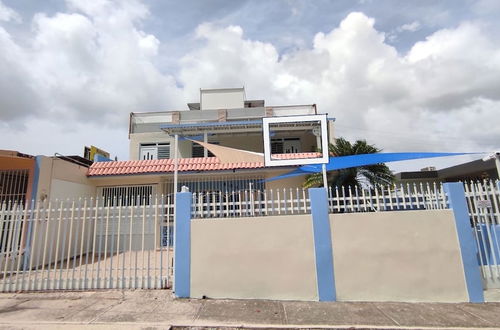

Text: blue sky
xmin=1 ymin=0 xmax=499 ymax=172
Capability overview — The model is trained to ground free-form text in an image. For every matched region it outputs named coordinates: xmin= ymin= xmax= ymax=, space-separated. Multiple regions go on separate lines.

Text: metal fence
xmin=326 ymin=182 xmax=448 ymax=213
xmin=191 ymin=188 xmax=311 ymax=218
xmin=190 ymin=182 xmax=448 ymax=219
xmin=464 ymin=180 xmax=500 ymax=288
xmin=0 ymin=195 xmax=174 ymax=292
xmin=0 ymin=182 xmax=454 ymax=292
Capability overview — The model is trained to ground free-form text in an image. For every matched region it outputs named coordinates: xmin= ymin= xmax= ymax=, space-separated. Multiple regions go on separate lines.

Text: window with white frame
xmin=139 ymin=143 xmax=170 ymax=160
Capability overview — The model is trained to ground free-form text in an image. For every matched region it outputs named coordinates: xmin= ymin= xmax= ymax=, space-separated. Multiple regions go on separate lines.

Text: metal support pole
xmin=495 ymin=154 xmax=500 ymax=193
xmin=203 ymin=132 xmax=208 ymax=158
xmin=322 ymin=163 xmax=328 ymax=190
xmin=495 ymin=154 xmax=500 ymax=180
xmin=174 ymin=134 xmax=179 ymax=194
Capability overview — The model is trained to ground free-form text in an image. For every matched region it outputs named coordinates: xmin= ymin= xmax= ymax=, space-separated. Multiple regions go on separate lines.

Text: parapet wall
xmin=176 ymin=184 xmax=484 ymax=303
xmin=330 ymin=210 xmax=468 ymax=302
xmin=190 ymin=215 xmax=318 ymax=301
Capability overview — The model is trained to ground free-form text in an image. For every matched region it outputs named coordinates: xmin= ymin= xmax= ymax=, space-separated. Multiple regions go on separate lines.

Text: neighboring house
xmin=395 ymin=158 xmax=499 ymax=186
xmin=87 ymin=87 xmax=335 ymax=198
xmin=0 ymin=150 xmax=94 ymax=204
xmin=0 ymin=150 xmax=36 ymax=205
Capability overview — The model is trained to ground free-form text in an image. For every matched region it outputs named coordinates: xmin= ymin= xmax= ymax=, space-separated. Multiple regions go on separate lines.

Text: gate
xmin=0 ymin=195 xmax=173 ymax=292
xmin=464 ymin=180 xmax=500 ymax=289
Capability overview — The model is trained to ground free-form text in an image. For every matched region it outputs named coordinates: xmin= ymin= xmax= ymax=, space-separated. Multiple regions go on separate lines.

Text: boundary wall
xmin=174 ymin=183 xmax=484 ymax=302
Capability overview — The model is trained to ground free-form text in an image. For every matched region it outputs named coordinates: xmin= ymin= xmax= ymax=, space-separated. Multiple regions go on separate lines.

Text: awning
xmin=266 ymin=152 xmax=479 ymax=182
xmin=188 ymin=140 xmax=264 ymax=164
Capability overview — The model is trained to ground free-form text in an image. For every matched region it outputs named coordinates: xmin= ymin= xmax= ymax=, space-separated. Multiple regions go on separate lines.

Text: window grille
xmin=271 ymin=137 xmax=301 ymax=154
xmin=0 ymin=169 xmax=30 ymax=204
xmin=171 ymin=176 xmax=264 ymax=195
xmin=100 ymin=185 xmax=155 ymax=206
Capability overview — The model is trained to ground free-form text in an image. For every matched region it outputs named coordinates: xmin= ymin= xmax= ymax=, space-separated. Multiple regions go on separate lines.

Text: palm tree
xmin=303 ymin=137 xmax=394 ymax=189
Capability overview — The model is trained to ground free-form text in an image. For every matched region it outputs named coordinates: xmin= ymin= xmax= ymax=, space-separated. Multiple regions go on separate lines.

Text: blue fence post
xmin=173 ymin=191 xmax=192 ymax=298
xmin=443 ymin=182 xmax=484 ymax=303
xmin=23 ymin=155 xmax=42 ymax=271
xmin=309 ymin=188 xmax=336 ymax=301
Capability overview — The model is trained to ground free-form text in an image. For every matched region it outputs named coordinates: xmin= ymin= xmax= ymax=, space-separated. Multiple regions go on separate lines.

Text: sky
xmin=1 ymin=0 xmax=499 ymax=172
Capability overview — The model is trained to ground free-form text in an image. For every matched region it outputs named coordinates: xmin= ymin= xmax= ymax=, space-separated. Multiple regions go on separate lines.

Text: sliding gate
xmin=465 ymin=180 xmax=500 ymax=289
xmin=0 ymin=195 xmax=174 ymax=292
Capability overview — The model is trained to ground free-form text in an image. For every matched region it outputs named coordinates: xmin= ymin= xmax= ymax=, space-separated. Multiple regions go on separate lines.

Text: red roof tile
xmin=87 ymin=152 xmax=322 ymax=177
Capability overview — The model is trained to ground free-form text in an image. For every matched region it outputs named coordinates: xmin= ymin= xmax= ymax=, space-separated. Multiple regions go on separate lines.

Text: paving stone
xmin=196 ymin=299 xmax=285 ymax=326
xmin=282 ymin=301 xmax=396 ymax=326
xmin=456 ymin=302 xmax=500 ymax=326
xmin=16 ymin=298 xmax=90 ymax=310
xmin=374 ymin=302 xmax=494 ymax=327
xmin=93 ymin=310 xmax=159 ymax=323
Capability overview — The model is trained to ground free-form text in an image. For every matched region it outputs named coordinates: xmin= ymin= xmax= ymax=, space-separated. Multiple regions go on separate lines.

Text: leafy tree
xmin=303 ymin=137 xmax=394 ymax=189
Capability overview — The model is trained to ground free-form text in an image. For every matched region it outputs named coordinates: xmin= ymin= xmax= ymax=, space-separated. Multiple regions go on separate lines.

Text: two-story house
xmin=87 ymin=87 xmax=335 ymax=200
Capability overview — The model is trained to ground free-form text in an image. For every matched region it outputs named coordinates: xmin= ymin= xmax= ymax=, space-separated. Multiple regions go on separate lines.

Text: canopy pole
xmin=203 ymin=132 xmax=208 ymax=157
xmin=174 ymin=134 xmax=179 ymax=193
xmin=322 ymin=163 xmax=328 ymax=190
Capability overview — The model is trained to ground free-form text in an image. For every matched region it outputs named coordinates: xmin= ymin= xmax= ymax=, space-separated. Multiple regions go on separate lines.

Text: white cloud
xmin=179 ymin=12 xmax=500 ymax=171
xmin=0 ymin=0 xmax=21 ymax=23
xmin=400 ymin=21 xmax=421 ymax=32
xmin=1 ymin=0 xmax=183 ymax=129
xmin=0 ymin=4 xmax=499 ymax=171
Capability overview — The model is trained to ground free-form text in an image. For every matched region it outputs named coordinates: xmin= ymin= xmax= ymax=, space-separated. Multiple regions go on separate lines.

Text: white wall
xmin=201 ymin=89 xmax=245 ymax=110
xmin=37 ymin=157 xmax=96 ymax=201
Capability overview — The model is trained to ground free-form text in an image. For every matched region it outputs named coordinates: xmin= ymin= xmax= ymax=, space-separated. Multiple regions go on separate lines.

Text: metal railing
xmin=464 ymin=180 xmax=500 ymax=288
xmin=191 ymin=183 xmax=448 ymax=219
xmin=326 ymin=182 xmax=448 ymax=213
xmin=0 ymin=195 xmax=174 ymax=292
xmin=191 ymin=188 xmax=311 ymax=218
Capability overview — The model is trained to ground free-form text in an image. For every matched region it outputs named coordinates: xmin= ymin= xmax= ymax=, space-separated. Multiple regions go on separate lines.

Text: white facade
xmin=200 ymin=88 xmax=245 ymax=110
xmin=128 ymin=87 xmax=333 ymax=161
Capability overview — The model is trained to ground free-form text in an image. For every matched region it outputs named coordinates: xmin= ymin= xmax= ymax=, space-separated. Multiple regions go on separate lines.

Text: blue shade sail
xmin=266 ymin=152 xmax=478 ymax=182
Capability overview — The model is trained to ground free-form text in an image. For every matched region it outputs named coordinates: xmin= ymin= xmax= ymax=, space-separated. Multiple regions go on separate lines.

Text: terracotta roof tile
xmin=87 ymin=152 xmax=322 ymax=177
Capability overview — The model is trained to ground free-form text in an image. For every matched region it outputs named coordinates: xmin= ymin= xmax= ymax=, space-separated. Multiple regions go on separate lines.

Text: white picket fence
xmin=464 ymin=180 xmax=500 ymax=288
xmin=0 ymin=196 xmax=174 ymax=292
xmin=190 ymin=182 xmax=448 ymax=219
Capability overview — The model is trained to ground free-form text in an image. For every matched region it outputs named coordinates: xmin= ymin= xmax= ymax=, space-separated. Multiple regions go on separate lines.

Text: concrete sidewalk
xmin=1 ymin=290 xmax=500 ymax=329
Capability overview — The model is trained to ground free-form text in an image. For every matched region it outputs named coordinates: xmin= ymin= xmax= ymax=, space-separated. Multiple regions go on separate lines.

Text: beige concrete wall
xmin=330 ymin=210 xmax=468 ymax=302
xmin=37 ymin=157 xmax=96 ymax=201
xmin=191 ymin=215 xmax=318 ymax=301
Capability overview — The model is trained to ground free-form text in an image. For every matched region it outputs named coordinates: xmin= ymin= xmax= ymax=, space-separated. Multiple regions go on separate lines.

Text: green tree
xmin=303 ymin=137 xmax=394 ymax=189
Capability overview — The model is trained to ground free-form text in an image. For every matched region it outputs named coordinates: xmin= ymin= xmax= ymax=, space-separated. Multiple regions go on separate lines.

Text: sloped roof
xmin=87 ymin=152 xmax=321 ymax=177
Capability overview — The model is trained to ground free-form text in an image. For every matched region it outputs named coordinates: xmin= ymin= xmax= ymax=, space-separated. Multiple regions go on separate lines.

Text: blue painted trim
xmin=309 ymin=188 xmax=336 ymax=301
xmin=94 ymin=154 xmax=112 ymax=162
xmin=23 ymin=156 xmax=42 ymax=271
xmin=173 ymin=191 xmax=192 ymax=298
xmin=30 ymin=156 xmax=41 ymax=202
xmin=444 ymin=182 xmax=484 ymax=303
xmin=161 ymin=120 xmax=262 ymax=130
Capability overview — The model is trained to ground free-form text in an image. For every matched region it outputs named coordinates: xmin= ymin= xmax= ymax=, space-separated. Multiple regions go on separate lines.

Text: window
xmin=192 ymin=142 xmax=218 ymax=158
xmin=271 ymin=138 xmax=301 ymax=154
xmin=100 ymin=185 xmax=155 ymax=206
xmin=139 ymin=143 xmax=170 ymax=160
